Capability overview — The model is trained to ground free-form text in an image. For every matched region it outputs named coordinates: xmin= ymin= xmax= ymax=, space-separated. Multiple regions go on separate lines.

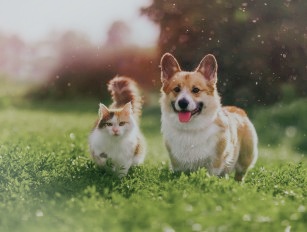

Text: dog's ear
xmin=196 ymin=54 xmax=218 ymax=83
xmin=160 ymin=53 xmax=181 ymax=81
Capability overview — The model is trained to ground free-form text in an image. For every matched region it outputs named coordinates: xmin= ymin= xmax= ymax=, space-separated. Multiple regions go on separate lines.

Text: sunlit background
xmin=1 ymin=0 xmax=306 ymax=103
xmin=0 ymin=0 xmax=158 ymax=81
xmin=0 ymin=0 xmax=306 ymax=152
xmin=0 ymin=0 xmax=158 ymax=46
xmin=0 ymin=1 xmax=306 ymax=230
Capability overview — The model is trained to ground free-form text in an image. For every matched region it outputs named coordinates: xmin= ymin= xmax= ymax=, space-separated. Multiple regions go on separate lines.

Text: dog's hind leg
xmin=235 ymin=122 xmax=258 ymax=181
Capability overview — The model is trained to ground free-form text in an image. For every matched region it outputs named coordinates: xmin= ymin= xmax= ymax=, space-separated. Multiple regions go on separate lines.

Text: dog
xmin=160 ymin=53 xmax=258 ymax=181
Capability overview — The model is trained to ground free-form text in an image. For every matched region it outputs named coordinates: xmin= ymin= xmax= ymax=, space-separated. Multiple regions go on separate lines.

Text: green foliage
xmin=0 ymin=83 xmax=306 ymax=231
xmin=142 ymin=0 xmax=307 ymax=107
xmin=253 ymin=98 xmax=307 ymax=153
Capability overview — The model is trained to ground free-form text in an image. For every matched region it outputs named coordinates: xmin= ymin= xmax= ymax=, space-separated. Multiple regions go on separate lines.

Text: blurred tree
xmin=30 ymin=29 xmax=158 ymax=101
xmin=106 ymin=21 xmax=132 ymax=47
xmin=0 ymin=34 xmax=26 ymax=78
xmin=142 ymin=0 xmax=307 ymax=106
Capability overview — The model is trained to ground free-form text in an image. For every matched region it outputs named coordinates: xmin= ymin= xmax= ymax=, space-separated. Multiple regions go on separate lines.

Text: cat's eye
xmin=106 ymin=123 xmax=113 ymax=126
xmin=192 ymin=87 xmax=200 ymax=94
xmin=173 ymin=86 xmax=181 ymax=93
xmin=119 ymin=122 xmax=126 ymax=126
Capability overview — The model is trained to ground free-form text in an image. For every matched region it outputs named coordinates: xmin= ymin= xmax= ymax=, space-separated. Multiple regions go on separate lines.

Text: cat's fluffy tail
xmin=108 ymin=76 xmax=143 ymax=121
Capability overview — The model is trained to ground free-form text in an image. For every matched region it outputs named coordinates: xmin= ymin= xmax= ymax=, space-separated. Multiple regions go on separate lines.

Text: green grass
xmin=0 ymin=80 xmax=306 ymax=231
xmin=253 ymin=98 xmax=307 ymax=153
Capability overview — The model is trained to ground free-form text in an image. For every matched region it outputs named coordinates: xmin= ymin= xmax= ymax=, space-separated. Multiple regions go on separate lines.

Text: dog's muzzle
xmin=171 ymin=101 xmax=204 ymax=123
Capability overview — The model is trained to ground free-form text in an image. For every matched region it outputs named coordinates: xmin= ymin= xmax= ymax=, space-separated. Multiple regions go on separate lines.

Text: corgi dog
xmin=160 ymin=53 xmax=258 ymax=181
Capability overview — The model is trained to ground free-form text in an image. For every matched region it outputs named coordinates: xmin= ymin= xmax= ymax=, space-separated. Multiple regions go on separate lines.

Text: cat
xmin=89 ymin=76 xmax=146 ymax=176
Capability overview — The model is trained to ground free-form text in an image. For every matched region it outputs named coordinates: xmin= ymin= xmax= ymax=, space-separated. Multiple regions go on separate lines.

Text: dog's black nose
xmin=178 ymin=98 xmax=189 ymax=110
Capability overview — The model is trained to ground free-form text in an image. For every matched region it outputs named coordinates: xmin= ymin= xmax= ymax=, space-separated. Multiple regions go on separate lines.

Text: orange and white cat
xmin=89 ymin=76 xmax=146 ymax=176
xmin=160 ymin=53 xmax=258 ymax=181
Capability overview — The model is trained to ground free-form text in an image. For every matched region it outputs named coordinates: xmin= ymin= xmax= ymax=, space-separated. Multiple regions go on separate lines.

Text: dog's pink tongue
xmin=178 ymin=112 xmax=191 ymax=123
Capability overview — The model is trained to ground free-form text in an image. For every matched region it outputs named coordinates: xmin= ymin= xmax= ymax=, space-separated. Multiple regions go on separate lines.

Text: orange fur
xmin=89 ymin=76 xmax=146 ymax=176
xmin=108 ymin=76 xmax=143 ymax=122
xmin=223 ymin=106 xmax=247 ymax=117
xmin=160 ymin=53 xmax=258 ymax=181
xmin=162 ymin=72 xmax=216 ymax=96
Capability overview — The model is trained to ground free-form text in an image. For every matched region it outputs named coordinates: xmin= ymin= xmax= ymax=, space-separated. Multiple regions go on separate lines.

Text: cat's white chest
xmin=89 ymin=129 xmax=135 ymax=168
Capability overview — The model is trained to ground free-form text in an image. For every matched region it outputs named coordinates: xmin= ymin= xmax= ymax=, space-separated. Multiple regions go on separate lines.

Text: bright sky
xmin=0 ymin=0 xmax=159 ymax=46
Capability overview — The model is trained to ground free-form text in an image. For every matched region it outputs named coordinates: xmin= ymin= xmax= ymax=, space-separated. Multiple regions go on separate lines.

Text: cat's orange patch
xmin=134 ymin=138 xmax=141 ymax=156
xmin=116 ymin=110 xmax=130 ymax=123
xmin=89 ymin=76 xmax=146 ymax=176
xmin=108 ymin=76 xmax=142 ymax=119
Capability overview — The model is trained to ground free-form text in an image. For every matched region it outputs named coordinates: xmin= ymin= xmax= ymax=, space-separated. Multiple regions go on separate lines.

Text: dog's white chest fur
xmin=161 ymin=112 xmax=221 ymax=172
xmin=159 ymin=52 xmax=258 ymax=180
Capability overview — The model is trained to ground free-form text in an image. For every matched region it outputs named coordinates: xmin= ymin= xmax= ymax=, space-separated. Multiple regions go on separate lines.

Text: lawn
xmin=0 ymin=80 xmax=306 ymax=232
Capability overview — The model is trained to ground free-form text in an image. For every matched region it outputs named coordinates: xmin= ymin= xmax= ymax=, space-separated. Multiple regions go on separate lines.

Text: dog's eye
xmin=173 ymin=86 xmax=181 ymax=93
xmin=192 ymin=87 xmax=200 ymax=94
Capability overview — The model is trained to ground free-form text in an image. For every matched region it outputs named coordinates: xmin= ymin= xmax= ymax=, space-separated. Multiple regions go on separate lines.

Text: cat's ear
xmin=122 ymin=102 xmax=132 ymax=116
xmin=98 ymin=103 xmax=109 ymax=119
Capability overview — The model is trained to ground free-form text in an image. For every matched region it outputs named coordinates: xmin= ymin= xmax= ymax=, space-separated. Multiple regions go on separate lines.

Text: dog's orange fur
xmin=160 ymin=53 xmax=258 ymax=181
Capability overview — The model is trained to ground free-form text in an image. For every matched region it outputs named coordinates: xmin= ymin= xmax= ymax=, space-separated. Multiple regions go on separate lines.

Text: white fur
xmin=160 ymin=53 xmax=258 ymax=180
xmin=161 ymin=99 xmax=258 ymax=176
xmin=174 ymin=89 xmax=197 ymax=111
xmin=89 ymin=115 xmax=145 ymax=176
xmin=161 ymin=99 xmax=221 ymax=173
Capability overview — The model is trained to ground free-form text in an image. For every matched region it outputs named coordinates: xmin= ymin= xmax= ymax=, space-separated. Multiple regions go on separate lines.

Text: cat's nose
xmin=112 ymin=127 xmax=119 ymax=134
